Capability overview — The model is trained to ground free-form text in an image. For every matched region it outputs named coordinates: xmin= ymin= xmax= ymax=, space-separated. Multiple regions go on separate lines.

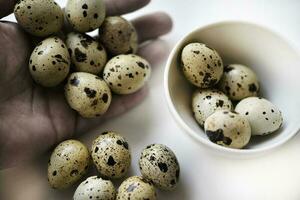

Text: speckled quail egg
xmin=139 ymin=144 xmax=180 ymax=190
xmin=91 ymin=131 xmax=131 ymax=179
xmin=74 ymin=176 xmax=116 ymax=200
xmin=48 ymin=140 xmax=90 ymax=189
xmin=65 ymin=72 xmax=112 ymax=118
xmin=117 ymin=176 xmax=157 ymax=200
xmin=99 ymin=16 xmax=138 ymax=55
xmin=218 ymin=64 xmax=260 ymax=101
xmin=192 ymin=89 xmax=233 ymax=127
xmin=235 ymin=97 xmax=283 ymax=136
xmin=66 ymin=32 xmax=107 ymax=75
xmin=204 ymin=110 xmax=251 ymax=149
xmin=181 ymin=42 xmax=224 ymax=88
xmin=14 ymin=0 xmax=63 ymax=37
xmin=65 ymin=0 xmax=106 ymax=33
xmin=103 ymin=54 xmax=151 ymax=94
xmin=29 ymin=37 xmax=70 ymax=87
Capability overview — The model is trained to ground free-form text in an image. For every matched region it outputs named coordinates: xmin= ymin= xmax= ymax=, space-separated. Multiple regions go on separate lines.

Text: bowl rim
xmin=164 ymin=20 xmax=300 ymax=155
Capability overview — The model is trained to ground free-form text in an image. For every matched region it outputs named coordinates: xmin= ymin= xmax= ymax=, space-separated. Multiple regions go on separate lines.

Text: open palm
xmin=0 ymin=0 xmax=172 ymax=169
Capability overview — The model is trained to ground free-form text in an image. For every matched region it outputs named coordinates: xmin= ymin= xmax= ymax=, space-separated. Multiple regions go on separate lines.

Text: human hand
xmin=0 ymin=0 xmax=172 ymax=169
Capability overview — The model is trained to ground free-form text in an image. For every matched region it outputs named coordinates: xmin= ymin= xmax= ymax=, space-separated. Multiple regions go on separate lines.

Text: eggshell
xmin=204 ymin=110 xmax=251 ymax=149
xmin=116 ymin=176 xmax=157 ymax=200
xmin=219 ymin=64 xmax=259 ymax=101
xmin=99 ymin=16 xmax=138 ymax=55
xmin=48 ymin=140 xmax=90 ymax=189
xmin=192 ymin=89 xmax=233 ymax=126
xmin=235 ymin=97 xmax=283 ymax=135
xmin=139 ymin=144 xmax=180 ymax=190
xmin=65 ymin=0 xmax=106 ymax=32
xmin=14 ymin=0 xmax=64 ymax=37
xmin=91 ymin=131 xmax=131 ymax=179
xmin=65 ymin=72 xmax=112 ymax=118
xmin=66 ymin=32 xmax=107 ymax=75
xmin=74 ymin=176 xmax=116 ymax=200
xmin=103 ymin=54 xmax=151 ymax=94
xmin=29 ymin=37 xmax=70 ymax=87
xmin=181 ymin=42 xmax=223 ymax=88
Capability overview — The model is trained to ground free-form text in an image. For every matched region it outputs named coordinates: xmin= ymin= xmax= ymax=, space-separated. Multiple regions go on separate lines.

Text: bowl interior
xmin=166 ymin=22 xmax=300 ymax=153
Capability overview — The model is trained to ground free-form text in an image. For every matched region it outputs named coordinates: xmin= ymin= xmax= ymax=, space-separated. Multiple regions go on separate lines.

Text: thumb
xmin=0 ymin=0 xmax=16 ymax=19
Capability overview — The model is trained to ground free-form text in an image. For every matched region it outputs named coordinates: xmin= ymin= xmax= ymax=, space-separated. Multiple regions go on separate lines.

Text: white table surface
xmin=2 ymin=0 xmax=300 ymax=199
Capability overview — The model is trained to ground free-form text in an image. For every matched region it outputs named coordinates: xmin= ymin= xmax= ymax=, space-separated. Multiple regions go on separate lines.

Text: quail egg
xmin=235 ymin=97 xmax=283 ymax=135
xmin=103 ymin=54 xmax=151 ymax=94
xmin=48 ymin=140 xmax=90 ymax=189
xmin=99 ymin=16 xmax=138 ymax=55
xmin=192 ymin=89 xmax=233 ymax=127
xmin=14 ymin=0 xmax=63 ymax=37
xmin=65 ymin=72 xmax=112 ymax=118
xmin=29 ymin=37 xmax=70 ymax=87
xmin=219 ymin=64 xmax=260 ymax=101
xmin=204 ymin=110 xmax=251 ymax=149
xmin=91 ymin=131 xmax=131 ymax=179
xmin=139 ymin=144 xmax=180 ymax=190
xmin=117 ymin=176 xmax=157 ymax=200
xmin=181 ymin=42 xmax=224 ymax=88
xmin=74 ymin=176 xmax=116 ymax=200
xmin=66 ymin=32 xmax=107 ymax=75
xmin=65 ymin=0 xmax=106 ymax=33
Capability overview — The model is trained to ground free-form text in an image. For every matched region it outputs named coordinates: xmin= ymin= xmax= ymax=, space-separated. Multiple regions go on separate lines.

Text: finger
xmin=132 ymin=12 xmax=173 ymax=43
xmin=138 ymin=39 xmax=171 ymax=66
xmin=0 ymin=0 xmax=16 ymax=19
xmin=75 ymin=86 xmax=148 ymax=134
xmin=105 ymin=0 xmax=150 ymax=16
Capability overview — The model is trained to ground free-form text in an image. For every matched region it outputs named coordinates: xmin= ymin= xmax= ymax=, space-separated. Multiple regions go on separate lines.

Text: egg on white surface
xmin=74 ymin=176 xmax=116 ymax=200
xmin=139 ymin=144 xmax=180 ymax=190
xmin=116 ymin=176 xmax=157 ymax=200
xmin=204 ymin=110 xmax=251 ymax=149
xmin=91 ymin=131 xmax=131 ymax=179
xmin=181 ymin=42 xmax=224 ymax=88
xmin=218 ymin=64 xmax=260 ymax=101
xmin=192 ymin=89 xmax=233 ymax=127
xmin=235 ymin=97 xmax=283 ymax=135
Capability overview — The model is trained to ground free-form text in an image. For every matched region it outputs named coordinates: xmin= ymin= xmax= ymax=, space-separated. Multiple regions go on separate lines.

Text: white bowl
xmin=164 ymin=21 xmax=300 ymax=156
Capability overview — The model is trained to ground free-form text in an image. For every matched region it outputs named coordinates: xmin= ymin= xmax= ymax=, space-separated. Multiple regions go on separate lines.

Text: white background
xmin=2 ymin=0 xmax=300 ymax=199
